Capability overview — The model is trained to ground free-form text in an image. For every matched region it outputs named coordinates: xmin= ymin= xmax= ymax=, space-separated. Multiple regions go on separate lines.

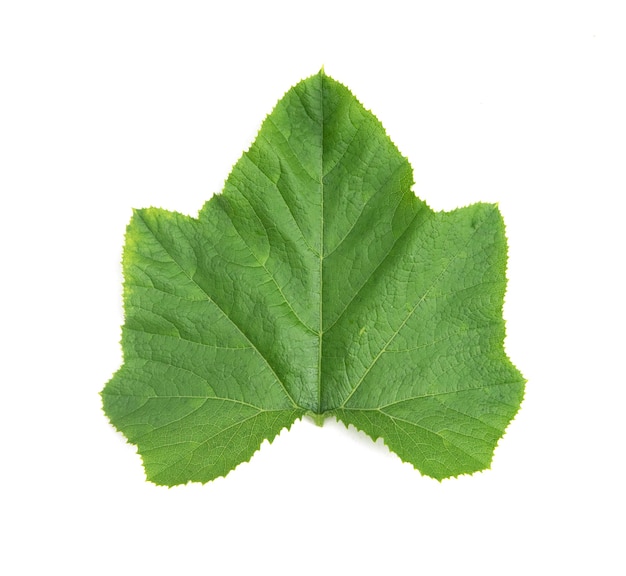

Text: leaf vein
xmin=135 ymin=211 xmax=298 ymax=408
xmin=339 ymin=217 xmax=489 ymax=408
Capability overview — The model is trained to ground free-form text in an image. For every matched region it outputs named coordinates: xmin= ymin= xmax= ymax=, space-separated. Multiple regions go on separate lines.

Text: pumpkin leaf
xmin=102 ymin=71 xmax=525 ymax=485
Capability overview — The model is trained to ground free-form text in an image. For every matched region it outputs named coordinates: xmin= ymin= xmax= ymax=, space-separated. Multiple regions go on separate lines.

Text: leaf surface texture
xmin=102 ymin=72 xmax=525 ymax=485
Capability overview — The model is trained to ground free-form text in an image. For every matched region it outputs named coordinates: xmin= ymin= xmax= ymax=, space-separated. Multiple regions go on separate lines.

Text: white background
xmin=1 ymin=1 xmax=624 ymax=574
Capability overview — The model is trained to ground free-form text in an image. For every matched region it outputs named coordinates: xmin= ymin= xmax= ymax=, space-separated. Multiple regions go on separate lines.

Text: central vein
xmin=316 ymin=72 xmax=325 ymax=417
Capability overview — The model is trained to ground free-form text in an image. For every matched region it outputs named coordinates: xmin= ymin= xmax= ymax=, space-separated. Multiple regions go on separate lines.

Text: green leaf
xmin=102 ymin=71 xmax=525 ymax=485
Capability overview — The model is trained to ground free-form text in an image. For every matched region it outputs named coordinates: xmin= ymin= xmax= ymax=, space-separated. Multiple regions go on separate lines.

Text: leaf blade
xmin=102 ymin=71 xmax=525 ymax=484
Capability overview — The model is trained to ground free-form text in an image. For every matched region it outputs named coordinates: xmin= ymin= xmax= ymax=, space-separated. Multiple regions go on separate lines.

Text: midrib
xmin=316 ymin=72 xmax=325 ymax=417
